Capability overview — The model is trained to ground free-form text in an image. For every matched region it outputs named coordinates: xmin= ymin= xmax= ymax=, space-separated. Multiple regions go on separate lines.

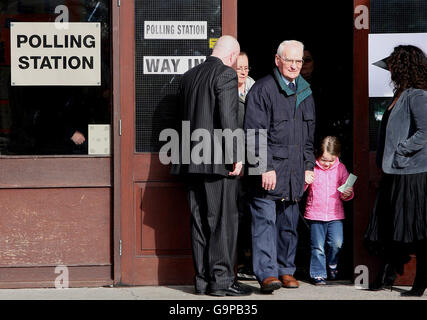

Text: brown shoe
xmin=279 ymin=275 xmax=299 ymax=288
xmin=260 ymin=277 xmax=282 ymax=293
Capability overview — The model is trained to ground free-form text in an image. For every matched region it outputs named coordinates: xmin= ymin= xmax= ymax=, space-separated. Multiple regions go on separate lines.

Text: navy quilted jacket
xmin=244 ymin=68 xmax=316 ymax=201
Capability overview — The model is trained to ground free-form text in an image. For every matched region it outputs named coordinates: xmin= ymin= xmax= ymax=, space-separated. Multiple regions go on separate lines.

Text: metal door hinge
xmin=117 ymin=0 xmax=120 ymax=7
xmin=119 ymin=119 xmax=122 ymax=136
xmin=119 ymin=239 xmax=122 ymax=256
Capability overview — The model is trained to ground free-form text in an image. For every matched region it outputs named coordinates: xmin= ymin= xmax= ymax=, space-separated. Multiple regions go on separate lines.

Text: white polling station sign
xmin=143 ymin=56 xmax=206 ymax=74
xmin=144 ymin=21 xmax=207 ymax=39
xmin=10 ymin=22 xmax=101 ymax=86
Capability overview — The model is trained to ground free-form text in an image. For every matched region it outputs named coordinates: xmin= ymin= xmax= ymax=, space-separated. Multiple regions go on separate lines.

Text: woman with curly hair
xmin=365 ymin=45 xmax=427 ymax=296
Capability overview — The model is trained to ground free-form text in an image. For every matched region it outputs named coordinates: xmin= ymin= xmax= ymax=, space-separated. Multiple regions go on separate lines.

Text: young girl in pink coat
xmin=304 ymin=136 xmax=354 ymax=285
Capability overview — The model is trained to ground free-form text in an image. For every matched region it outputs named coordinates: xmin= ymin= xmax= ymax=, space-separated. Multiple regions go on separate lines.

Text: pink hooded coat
xmin=304 ymin=158 xmax=354 ymax=221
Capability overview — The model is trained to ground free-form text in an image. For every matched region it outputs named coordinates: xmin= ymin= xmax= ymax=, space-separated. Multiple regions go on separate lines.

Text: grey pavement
xmin=0 ymin=280 xmax=425 ymax=300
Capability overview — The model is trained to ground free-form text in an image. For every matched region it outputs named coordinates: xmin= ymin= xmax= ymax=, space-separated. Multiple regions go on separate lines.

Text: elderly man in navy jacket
xmin=244 ymin=40 xmax=316 ymax=293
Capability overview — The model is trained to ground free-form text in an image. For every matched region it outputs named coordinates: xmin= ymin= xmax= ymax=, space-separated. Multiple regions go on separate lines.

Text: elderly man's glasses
xmin=236 ymin=67 xmax=250 ymax=72
xmin=277 ymin=55 xmax=304 ymax=67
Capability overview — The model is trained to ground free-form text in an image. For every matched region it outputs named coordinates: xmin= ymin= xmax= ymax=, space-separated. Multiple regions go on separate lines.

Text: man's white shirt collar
xmin=280 ymin=74 xmax=296 ymax=86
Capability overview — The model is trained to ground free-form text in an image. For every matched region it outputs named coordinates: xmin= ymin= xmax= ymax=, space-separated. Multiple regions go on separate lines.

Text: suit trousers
xmin=186 ymin=174 xmax=238 ymax=292
xmin=250 ymin=197 xmax=300 ymax=283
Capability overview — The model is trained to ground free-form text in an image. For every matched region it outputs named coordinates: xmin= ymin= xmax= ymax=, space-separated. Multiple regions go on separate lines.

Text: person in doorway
xmin=233 ymin=52 xmax=256 ymax=281
xmin=304 ymin=136 xmax=354 ymax=285
xmin=300 ymin=49 xmax=315 ymax=83
xmin=300 ymin=46 xmax=352 ymax=167
xmin=295 ymin=47 xmax=321 ymax=278
xmin=7 ymin=86 xmax=88 ymax=155
xmin=244 ymin=40 xmax=316 ymax=293
xmin=236 ymin=52 xmax=256 ymax=128
xmin=364 ymin=45 xmax=427 ymax=297
xmin=170 ymin=35 xmax=251 ymax=297
xmin=300 ymin=48 xmax=326 ymax=140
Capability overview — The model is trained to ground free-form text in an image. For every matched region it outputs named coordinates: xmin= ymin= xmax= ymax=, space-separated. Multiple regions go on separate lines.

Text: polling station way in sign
xmin=143 ymin=21 xmax=207 ymax=74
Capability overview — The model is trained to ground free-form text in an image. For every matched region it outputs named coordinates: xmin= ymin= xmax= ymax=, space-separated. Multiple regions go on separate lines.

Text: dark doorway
xmin=237 ymin=1 xmax=354 ymax=281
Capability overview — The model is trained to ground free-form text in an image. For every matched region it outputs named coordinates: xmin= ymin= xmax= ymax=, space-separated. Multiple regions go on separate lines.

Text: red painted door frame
xmin=352 ymin=0 xmax=415 ymax=285
xmin=118 ymin=0 xmax=237 ymax=285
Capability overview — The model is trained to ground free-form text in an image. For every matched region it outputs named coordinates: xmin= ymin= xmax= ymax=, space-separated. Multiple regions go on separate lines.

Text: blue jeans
xmin=309 ymin=220 xmax=343 ymax=279
xmin=249 ymin=197 xmax=300 ymax=283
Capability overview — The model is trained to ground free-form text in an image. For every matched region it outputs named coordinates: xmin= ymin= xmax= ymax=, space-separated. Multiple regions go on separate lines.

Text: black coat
xmin=170 ymin=56 xmax=240 ymax=176
xmin=244 ymin=68 xmax=316 ymax=201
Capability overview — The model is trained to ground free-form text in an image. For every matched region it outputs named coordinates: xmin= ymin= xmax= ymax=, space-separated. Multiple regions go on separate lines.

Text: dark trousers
xmin=237 ymin=177 xmax=253 ymax=269
xmin=186 ymin=174 xmax=238 ymax=292
xmin=249 ymin=197 xmax=300 ymax=283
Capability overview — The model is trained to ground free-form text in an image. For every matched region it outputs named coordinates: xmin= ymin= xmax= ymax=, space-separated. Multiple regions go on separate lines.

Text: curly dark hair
xmin=388 ymin=45 xmax=427 ymax=95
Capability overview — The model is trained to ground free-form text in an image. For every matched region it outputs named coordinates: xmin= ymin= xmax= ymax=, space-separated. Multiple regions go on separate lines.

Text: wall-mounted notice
xmin=10 ymin=22 xmax=101 ymax=86
xmin=144 ymin=21 xmax=207 ymax=39
xmin=143 ymin=56 xmax=206 ymax=74
xmin=88 ymin=124 xmax=110 ymax=155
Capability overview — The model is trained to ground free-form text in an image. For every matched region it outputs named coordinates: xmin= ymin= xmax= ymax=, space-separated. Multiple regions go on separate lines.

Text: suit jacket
xmin=170 ymin=56 xmax=240 ymax=176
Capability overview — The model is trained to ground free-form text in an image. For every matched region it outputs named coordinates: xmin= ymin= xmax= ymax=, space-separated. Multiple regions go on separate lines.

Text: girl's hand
xmin=341 ymin=187 xmax=353 ymax=200
xmin=305 ymin=170 xmax=315 ymax=184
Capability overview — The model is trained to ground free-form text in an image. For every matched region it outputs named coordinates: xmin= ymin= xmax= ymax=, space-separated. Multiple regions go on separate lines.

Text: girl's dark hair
xmin=315 ymin=136 xmax=341 ymax=158
xmin=388 ymin=45 xmax=427 ymax=95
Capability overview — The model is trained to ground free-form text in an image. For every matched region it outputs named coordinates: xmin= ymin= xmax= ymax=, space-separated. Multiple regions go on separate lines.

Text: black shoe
xmin=311 ymin=277 xmax=327 ymax=286
xmin=328 ymin=267 xmax=338 ymax=280
xmin=209 ymin=281 xmax=252 ymax=297
xmin=237 ymin=266 xmax=257 ymax=281
xmin=369 ymin=264 xmax=397 ymax=291
xmin=401 ymin=286 xmax=426 ymax=297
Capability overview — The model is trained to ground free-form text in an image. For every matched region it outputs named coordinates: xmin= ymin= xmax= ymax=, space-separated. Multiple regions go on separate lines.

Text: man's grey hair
xmin=276 ymin=40 xmax=304 ymax=57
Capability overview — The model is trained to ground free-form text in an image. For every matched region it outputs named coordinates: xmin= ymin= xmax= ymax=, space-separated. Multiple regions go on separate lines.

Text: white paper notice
xmin=88 ymin=124 xmax=110 ymax=155
xmin=144 ymin=21 xmax=207 ymax=39
xmin=338 ymin=173 xmax=357 ymax=193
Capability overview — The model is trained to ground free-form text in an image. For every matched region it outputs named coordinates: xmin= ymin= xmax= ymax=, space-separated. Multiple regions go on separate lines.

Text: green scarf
xmin=273 ymin=68 xmax=312 ymax=109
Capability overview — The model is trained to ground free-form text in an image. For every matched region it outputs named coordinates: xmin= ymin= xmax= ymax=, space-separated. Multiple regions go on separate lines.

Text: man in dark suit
xmin=171 ymin=35 xmax=251 ymax=296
